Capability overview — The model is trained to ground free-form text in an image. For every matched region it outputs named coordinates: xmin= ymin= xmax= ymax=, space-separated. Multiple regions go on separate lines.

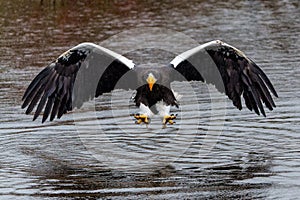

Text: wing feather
xmin=22 ymin=42 xmax=136 ymax=122
xmin=22 ymin=66 xmax=52 ymax=102
xmin=170 ymin=40 xmax=277 ymax=116
xmin=43 ymin=97 xmax=54 ymax=123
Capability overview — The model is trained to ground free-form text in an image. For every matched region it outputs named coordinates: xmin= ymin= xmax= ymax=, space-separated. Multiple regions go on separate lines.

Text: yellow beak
xmin=148 ymin=82 xmax=154 ymax=91
xmin=146 ymin=73 xmax=157 ymax=91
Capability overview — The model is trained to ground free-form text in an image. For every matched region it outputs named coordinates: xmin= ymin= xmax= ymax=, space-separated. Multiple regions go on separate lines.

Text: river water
xmin=0 ymin=0 xmax=299 ymax=199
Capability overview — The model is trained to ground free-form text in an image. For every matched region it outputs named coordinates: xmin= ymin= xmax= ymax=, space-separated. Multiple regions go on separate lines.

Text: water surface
xmin=0 ymin=0 xmax=299 ymax=199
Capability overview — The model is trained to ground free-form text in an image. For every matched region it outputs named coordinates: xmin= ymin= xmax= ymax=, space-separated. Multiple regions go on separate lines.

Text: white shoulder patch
xmin=170 ymin=40 xmax=219 ymax=68
xmin=74 ymin=42 xmax=135 ymax=69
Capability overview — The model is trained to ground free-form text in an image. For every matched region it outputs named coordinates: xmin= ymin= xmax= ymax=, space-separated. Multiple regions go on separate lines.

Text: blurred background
xmin=0 ymin=0 xmax=299 ymax=199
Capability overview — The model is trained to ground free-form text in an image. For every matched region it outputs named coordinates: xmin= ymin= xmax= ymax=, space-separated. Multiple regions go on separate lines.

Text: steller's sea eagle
xmin=21 ymin=40 xmax=278 ymax=125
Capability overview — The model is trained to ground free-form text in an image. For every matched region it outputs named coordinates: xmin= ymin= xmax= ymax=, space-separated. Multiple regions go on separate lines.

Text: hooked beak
xmin=146 ymin=73 xmax=157 ymax=91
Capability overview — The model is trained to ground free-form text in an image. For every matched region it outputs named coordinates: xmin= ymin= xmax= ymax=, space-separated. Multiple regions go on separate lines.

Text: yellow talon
xmin=133 ymin=114 xmax=149 ymax=124
xmin=163 ymin=114 xmax=177 ymax=125
xmin=135 ymin=119 xmax=143 ymax=124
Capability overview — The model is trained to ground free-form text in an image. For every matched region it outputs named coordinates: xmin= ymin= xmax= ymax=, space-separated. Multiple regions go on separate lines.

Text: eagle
xmin=21 ymin=40 xmax=278 ymax=126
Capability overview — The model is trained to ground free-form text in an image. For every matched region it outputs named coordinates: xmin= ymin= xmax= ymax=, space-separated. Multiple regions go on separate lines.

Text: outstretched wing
xmin=22 ymin=42 xmax=136 ymax=122
xmin=170 ymin=40 xmax=278 ymax=116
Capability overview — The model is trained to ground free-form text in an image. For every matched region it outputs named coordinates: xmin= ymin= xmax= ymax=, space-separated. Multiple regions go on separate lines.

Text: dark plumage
xmin=134 ymin=83 xmax=179 ymax=109
xmin=21 ymin=40 xmax=278 ymax=124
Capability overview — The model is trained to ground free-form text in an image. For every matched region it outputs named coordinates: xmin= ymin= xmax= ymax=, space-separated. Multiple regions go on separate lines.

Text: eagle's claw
xmin=132 ymin=113 xmax=150 ymax=124
xmin=163 ymin=114 xmax=177 ymax=126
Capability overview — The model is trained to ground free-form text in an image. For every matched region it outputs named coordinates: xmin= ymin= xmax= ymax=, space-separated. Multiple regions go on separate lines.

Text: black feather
xmin=134 ymin=83 xmax=178 ymax=108
xmin=26 ymin=84 xmax=44 ymax=115
xmin=22 ymin=66 xmax=52 ymax=101
xmin=251 ymin=63 xmax=278 ymax=97
xmin=42 ymin=97 xmax=54 ymax=123
xmin=50 ymin=98 xmax=60 ymax=121
xmin=22 ymin=67 xmax=54 ymax=109
xmin=33 ymin=91 xmax=48 ymax=121
xmin=251 ymin=70 xmax=275 ymax=108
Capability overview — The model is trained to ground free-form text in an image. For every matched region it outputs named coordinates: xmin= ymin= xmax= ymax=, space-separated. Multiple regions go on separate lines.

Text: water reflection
xmin=19 ymin=147 xmax=273 ymax=199
xmin=0 ymin=0 xmax=299 ymax=199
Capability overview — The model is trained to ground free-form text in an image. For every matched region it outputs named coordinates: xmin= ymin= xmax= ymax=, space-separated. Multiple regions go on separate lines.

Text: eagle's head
xmin=146 ymin=73 xmax=157 ymax=91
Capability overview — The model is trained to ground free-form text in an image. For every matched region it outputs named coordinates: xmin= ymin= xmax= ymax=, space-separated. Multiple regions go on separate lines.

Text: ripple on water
xmin=0 ymin=0 xmax=300 ymax=199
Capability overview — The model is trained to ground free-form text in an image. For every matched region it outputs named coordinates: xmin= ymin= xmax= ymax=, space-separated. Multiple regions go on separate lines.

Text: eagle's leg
xmin=157 ymin=103 xmax=177 ymax=127
xmin=132 ymin=103 xmax=153 ymax=125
